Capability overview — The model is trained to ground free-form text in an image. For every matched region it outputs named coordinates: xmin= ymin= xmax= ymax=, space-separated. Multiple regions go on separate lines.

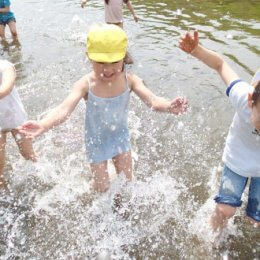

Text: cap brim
xmin=88 ymin=52 xmax=125 ymax=63
xmin=251 ymin=68 xmax=260 ymax=85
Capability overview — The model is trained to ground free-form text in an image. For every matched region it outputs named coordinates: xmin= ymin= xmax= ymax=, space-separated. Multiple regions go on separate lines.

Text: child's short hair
xmin=252 ymin=81 xmax=260 ymax=105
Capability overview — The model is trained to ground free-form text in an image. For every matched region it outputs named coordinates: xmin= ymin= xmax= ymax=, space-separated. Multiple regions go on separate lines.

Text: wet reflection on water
xmin=0 ymin=0 xmax=259 ymax=259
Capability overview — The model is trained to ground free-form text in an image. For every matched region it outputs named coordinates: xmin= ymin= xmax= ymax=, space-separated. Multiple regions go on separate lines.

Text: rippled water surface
xmin=1 ymin=0 xmax=260 ymax=259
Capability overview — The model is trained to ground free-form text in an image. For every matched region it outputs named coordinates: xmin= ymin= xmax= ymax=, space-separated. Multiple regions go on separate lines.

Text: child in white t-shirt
xmin=179 ymin=30 xmax=260 ymax=231
xmin=0 ymin=60 xmax=35 ymax=188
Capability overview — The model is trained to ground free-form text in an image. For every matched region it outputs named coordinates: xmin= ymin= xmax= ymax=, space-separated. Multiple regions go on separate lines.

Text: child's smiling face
xmin=91 ymin=59 xmax=124 ymax=81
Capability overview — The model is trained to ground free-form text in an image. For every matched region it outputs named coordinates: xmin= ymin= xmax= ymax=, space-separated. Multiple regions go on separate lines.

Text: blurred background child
xmin=0 ymin=0 xmax=17 ymax=40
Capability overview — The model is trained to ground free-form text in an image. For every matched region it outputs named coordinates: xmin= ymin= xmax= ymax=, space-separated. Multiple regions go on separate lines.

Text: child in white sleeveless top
xmin=81 ymin=0 xmax=138 ymax=64
xmin=0 ymin=60 xmax=35 ymax=188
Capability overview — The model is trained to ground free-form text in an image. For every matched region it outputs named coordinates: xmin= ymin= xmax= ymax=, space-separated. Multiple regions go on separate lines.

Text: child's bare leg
xmin=7 ymin=20 xmax=17 ymax=39
xmin=90 ymin=161 xmax=110 ymax=193
xmin=112 ymin=150 xmax=132 ymax=181
xmin=246 ymin=217 xmax=260 ymax=227
xmin=211 ymin=204 xmax=236 ymax=231
xmin=112 ymin=151 xmax=132 ymax=210
xmin=11 ymin=130 xmax=36 ymax=161
xmin=0 ymin=24 xmax=6 ymax=40
xmin=0 ymin=132 xmax=7 ymax=188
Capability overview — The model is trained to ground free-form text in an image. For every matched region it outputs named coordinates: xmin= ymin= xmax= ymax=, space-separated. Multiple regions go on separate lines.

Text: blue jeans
xmin=214 ymin=165 xmax=260 ymax=222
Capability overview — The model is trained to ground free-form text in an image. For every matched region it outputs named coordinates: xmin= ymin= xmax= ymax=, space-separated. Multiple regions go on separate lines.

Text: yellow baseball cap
xmin=87 ymin=24 xmax=128 ymax=63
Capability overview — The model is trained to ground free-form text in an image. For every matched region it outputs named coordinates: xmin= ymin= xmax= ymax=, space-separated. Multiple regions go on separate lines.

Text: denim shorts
xmin=0 ymin=17 xmax=16 ymax=26
xmin=214 ymin=165 xmax=260 ymax=222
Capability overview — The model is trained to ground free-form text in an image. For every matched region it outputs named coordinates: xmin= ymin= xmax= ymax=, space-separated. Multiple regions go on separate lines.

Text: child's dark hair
xmin=105 ymin=0 xmax=128 ymax=4
xmin=252 ymin=81 xmax=260 ymax=105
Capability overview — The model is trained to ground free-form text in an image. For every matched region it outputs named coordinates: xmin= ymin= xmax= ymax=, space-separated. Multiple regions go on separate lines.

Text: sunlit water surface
xmin=0 ymin=0 xmax=260 ymax=259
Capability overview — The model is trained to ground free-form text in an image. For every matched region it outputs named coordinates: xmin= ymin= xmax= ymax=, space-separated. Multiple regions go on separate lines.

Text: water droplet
xmin=226 ymin=33 xmax=233 ymax=39
xmin=177 ymin=121 xmax=184 ymax=129
xmin=111 ymin=125 xmax=116 ymax=131
xmin=176 ymin=9 xmax=182 ymax=15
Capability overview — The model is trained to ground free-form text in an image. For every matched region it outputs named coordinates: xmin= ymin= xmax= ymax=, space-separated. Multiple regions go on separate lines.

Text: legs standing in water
xmin=0 ymin=24 xmax=6 ymax=40
xmin=211 ymin=165 xmax=260 ymax=231
xmin=0 ymin=132 xmax=7 ymax=188
xmin=0 ymin=130 xmax=36 ymax=189
xmin=90 ymin=150 xmax=133 ymax=193
xmin=107 ymin=22 xmax=133 ymax=64
xmin=7 ymin=19 xmax=18 ymax=40
xmin=0 ymin=19 xmax=18 ymax=41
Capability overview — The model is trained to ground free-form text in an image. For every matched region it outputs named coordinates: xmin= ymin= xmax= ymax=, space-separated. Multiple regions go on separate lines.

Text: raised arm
xmin=19 ymin=77 xmax=88 ymax=138
xmin=0 ymin=63 xmax=16 ymax=99
xmin=129 ymin=74 xmax=187 ymax=115
xmin=125 ymin=0 xmax=138 ymax=22
xmin=179 ymin=31 xmax=239 ymax=86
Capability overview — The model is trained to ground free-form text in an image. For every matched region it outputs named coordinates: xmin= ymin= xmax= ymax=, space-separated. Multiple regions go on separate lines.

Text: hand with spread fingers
xmin=179 ymin=30 xmax=199 ymax=54
xmin=169 ymin=97 xmax=188 ymax=115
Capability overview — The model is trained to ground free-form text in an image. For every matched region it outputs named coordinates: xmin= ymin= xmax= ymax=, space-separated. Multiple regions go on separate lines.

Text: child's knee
xmin=11 ymin=31 xmax=17 ymax=38
xmin=22 ymin=152 xmax=36 ymax=161
xmin=93 ymin=181 xmax=109 ymax=193
xmin=216 ymin=204 xmax=236 ymax=219
xmin=93 ymin=176 xmax=109 ymax=193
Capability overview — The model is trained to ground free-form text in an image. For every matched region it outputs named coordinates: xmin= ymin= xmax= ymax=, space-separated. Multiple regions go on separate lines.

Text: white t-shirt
xmin=223 ymin=80 xmax=260 ymax=177
xmin=0 ymin=60 xmax=27 ymax=131
xmin=104 ymin=0 xmax=124 ymax=23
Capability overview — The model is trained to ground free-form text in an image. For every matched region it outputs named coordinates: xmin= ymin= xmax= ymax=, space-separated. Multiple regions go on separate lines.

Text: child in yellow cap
xmin=179 ymin=30 xmax=260 ymax=231
xmin=19 ymin=24 xmax=187 ymax=196
xmin=81 ymin=0 xmax=138 ymax=64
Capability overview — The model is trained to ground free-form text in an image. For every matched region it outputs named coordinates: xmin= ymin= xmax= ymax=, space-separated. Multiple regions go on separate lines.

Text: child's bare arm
xmin=81 ymin=0 xmax=88 ymax=8
xmin=126 ymin=0 xmax=138 ymax=22
xmin=130 ymin=74 xmax=188 ymax=115
xmin=179 ymin=31 xmax=239 ymax=86
xmin=19 ymin=77 xmax=88 ymax=138
xmin=0 ymin=65 xmax=16 ymax=99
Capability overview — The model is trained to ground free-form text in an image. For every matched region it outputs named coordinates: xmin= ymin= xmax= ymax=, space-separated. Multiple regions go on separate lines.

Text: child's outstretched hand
xmin=179 ymin=30 xmax=199 ymax=54
xmin=134 ymin=15 xmax=139 ymax=22
xmin=169 ymin=97 xmax=188 ymax=115
xmin=18 ymin=121 xmax=46 ymax=139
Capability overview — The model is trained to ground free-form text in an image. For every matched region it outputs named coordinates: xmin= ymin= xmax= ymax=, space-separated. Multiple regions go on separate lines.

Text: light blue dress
xmin=85 ymin=73 xmax=131 ymax=163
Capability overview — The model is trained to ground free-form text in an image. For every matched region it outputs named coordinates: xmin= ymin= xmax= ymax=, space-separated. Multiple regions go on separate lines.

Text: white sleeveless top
xmin=0 ymin=60 xmax=27 ymax=131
